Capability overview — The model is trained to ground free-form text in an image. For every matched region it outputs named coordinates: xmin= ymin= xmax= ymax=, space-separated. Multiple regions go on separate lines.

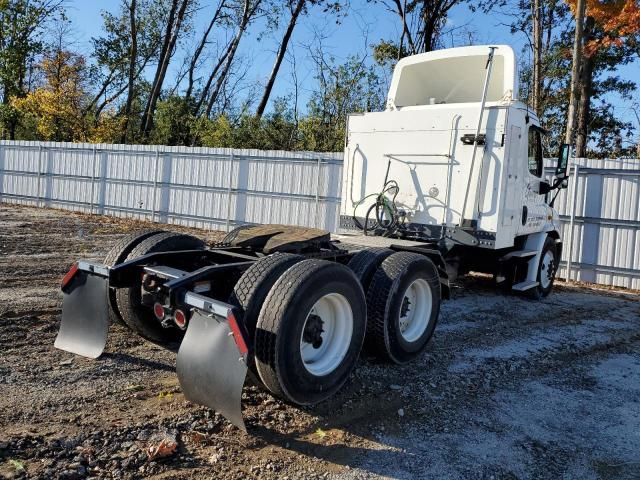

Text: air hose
xmin=352 ymin=180 xmax=405 ymax=236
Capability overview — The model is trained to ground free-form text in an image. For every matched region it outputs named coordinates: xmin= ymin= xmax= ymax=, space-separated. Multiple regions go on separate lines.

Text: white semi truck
xmin=55 ymin=45 xmax=571 ymax=430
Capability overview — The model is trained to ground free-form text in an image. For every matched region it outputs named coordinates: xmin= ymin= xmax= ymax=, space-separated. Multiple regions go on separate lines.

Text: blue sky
xmin=66 ymin=0 xmax=639 ymax=138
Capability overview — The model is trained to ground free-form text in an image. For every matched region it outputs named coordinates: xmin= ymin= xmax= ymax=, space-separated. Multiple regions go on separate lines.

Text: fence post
xmin=225 ymin=152 xmax=235 ymax=231
xmin=36 ymin=145 xmax=44 ymax=207
xmin=565 ymin=162 xmax=580 ymax=281
xmin=151 ymin=148 xmax=160 ymax=222
xmin=89 ymin=145 xmax=97 ymax=214
xmin=314 ymin=156 xmax=322 ymax=227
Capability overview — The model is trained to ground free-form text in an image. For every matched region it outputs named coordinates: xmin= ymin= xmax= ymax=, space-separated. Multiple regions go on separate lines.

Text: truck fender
xmin=523 ymin=232 xmax=548 ymax=283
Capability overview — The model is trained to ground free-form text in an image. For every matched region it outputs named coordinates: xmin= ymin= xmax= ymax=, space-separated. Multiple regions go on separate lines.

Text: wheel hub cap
xmin=299 ymin=293 xmax=354 ymax=377
xmin=540 ymin=251 xmax=555 ymax=289
xmin=302 ymin=313 xmax=324 ymax=348
xmin=398 ymin=278 xmax=433 ymax=343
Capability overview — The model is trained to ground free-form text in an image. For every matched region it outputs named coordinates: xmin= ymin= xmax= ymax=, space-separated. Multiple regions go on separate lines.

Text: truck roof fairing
xmin=387 ymin=45 xmax=518 ymax=109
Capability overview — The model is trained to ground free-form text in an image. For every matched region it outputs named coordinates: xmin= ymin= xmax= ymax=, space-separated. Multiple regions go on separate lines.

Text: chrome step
xmin=500 ymin=249 xmax=538 ymax=261
xmin=512 ymin=280 xmax=539 ymax=291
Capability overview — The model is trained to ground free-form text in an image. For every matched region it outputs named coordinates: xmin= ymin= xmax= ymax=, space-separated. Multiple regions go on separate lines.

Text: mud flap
xmin=177 ymin=310 xmax=248 ymax=431
xmin=55 ymin=272 xmax=110 ymax=359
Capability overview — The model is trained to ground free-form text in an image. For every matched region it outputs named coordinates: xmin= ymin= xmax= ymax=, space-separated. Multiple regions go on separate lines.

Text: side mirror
xmin=556 ymin=143 xmax=571 ymax=177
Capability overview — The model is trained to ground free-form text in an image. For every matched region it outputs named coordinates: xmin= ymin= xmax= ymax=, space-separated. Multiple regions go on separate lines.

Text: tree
xmin=140 ymin=0 xmax=193 ymax=137
xmin=12 ymin=49 xmax=90 ymax=141
xmin=202 ymin=0 xmax=264 ymax=118
xmin=531 ymin=0 xmax=542 ymax=114
xmin=184 ymin=0 xmax=228 ymax=102
xmin=255 ymin=0 xmax=306 ymax=118
xmin=581 ymin=0 xmax=640 ymax=54
xmin=566 ymin=0 xmax=640 ymax=156
xmin=565 ymin=0 xmax=586 ymax=146
xmin=151 ymin=95 xmax=195 ymax=145
xmin=254 ymin=0 xmax=343 ymax=118
xmin=89 ymin=0 xmax=166 ymax=141
xmin=0 ymin=0 xmax=64 ymax=138
xmin=301 ymin=51 xmax=385 ymax=151
xmin=370 ymin=0 xmax=470 ymax=61
xmin=123 ymin=0 xmax=138 ymax=142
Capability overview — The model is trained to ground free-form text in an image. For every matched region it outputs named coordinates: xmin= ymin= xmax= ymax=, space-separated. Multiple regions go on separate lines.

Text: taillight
xmin=174 ymin=309 xmax=187 ymax=329
xmin=153 ymin=302 xmax=165 ymax=320
xmin=227 ymin=311 xmax=248 ymax=355
xmin=61 ymin=262 xmax=79 ymax=289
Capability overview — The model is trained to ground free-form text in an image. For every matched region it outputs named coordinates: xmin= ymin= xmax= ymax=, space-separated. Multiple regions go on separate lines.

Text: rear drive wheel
xmin=228 ymin=252 xmax=303 ymax=379
xmin=104 ymin=230 xmax=165 ymax=325
xmin=347 ymin=248 xmax=394 ymax=292
xmin=115 ymin=232 xmax=205 ymax=343
xmin=526 ymin=237 xmax=558 ymax=300
xmin=255 ymin=260 xmax=366 ymax=405
xmin=366 ymin=252 xmax=441 ymax=364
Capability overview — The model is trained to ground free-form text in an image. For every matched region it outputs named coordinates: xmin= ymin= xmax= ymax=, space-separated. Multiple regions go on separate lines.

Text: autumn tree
xmin=12 ymin=49 xmax=90 ymax=141
xmin=566 ymin=0 xmax=640 ymax=156
xmin=0 ymin=0 xmax=64 ymax=138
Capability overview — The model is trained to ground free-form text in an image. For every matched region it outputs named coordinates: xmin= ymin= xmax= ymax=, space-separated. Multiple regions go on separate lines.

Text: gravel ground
xmin=0 ymin=203 xmax=639 ymax=480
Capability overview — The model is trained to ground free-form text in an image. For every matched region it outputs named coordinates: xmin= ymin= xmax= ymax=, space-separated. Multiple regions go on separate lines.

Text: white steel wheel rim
xmin=540 ymin=250 xmax=555 ymax=289
xmin=399 ymin=278 xmax=432 ymax=343
xmin=300 ymin=293 xmax=353 ymax=377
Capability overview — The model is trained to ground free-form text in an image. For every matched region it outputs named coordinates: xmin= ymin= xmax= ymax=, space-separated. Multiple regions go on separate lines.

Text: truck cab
xmin=340 ymin=45 xmax=563 ymax=251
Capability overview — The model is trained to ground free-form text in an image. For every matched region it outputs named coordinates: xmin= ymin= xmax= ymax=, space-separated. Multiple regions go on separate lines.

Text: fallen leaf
xmin=9 ymin=459 xmax=25 ymax=472
xmin=146 ymin=438 xmax=177 ymax=461
xmin=185 ymin=431 xmax=208 ymax=444
xmin=315 ymin=428 xmax=327 ymax=438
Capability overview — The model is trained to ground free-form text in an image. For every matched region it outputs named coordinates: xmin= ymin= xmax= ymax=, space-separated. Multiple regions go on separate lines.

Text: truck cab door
xmin=519 ymin=125 xmax=547 ymax=233
xmin=501 ymin=125 xmax=522 ymax=227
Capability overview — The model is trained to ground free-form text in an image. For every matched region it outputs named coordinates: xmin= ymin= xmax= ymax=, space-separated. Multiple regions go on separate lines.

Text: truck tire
xmin=526 ymin=237 xmax=558 ymax=300
xmin=115 ymin=232 xmax=206 ymax=343
xmin=365 ymin=252 xmax=440 ymax=364
xmin=347 ymin=248 xmax=394 ymax=292
xmin=254 ymin=259 xmax=366 ymax=405
xmin=228 ymin=252 xmax=303 ymax=377
xmin=104 ymin=230 xmax=165 ymax=326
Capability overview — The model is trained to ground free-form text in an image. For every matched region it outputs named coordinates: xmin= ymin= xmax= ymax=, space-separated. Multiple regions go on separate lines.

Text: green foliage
xmin=0 ymin=0 xmax=64 ymax=138
xmin=150 ymin=95 xmax=196 ymax=145
xmin=513 ymin=1 xmax=638 ymax=157
xmin=0 ymin=0 xmax=634 ymax=157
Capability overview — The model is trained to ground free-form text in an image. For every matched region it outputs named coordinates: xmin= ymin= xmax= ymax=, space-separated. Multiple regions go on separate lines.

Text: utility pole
xmin=565 ymin=0 xmax=586 ymax=146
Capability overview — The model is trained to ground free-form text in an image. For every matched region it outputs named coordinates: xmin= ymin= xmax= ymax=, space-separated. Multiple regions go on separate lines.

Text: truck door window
xmin=528 ymin=127 xmax=543 ymax=177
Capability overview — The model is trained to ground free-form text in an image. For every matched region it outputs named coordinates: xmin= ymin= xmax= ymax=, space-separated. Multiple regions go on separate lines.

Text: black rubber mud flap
xmin=177 ymin=310 xmax=248 ymax=431
xmin=55 ymin=272 xmax=110 ymax=359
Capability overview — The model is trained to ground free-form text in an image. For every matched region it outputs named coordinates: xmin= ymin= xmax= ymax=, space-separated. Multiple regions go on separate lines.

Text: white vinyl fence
xmin=549 ymin=157 xmax=640 ymax=289
xmin=1 ymin=140 xmax=639 ymax=289
xmin=0 ymin=141 xmax=343 ymax=231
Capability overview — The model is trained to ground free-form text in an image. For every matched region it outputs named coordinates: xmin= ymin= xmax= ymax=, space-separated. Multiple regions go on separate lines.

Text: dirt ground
xmin=1 ymin=203 xmax=639 ymax=480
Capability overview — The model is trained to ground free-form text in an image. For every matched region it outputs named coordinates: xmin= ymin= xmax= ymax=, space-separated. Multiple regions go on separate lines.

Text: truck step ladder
xmin=512 ymin=280 xmax=539 ymax=291
xmin=499 ymin=250 xmax=537 ymax=261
